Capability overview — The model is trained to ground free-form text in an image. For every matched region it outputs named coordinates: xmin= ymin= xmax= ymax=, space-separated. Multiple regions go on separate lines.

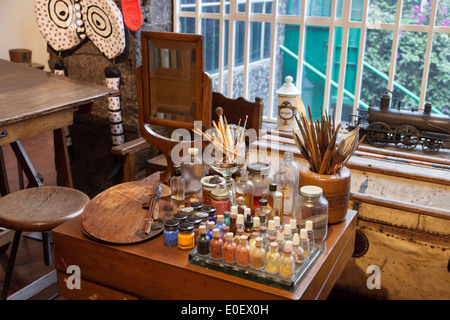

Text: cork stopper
xmin=276 ymin=229 xmax=284 ymax=241
xmin=300 ymin=228 xmax=308 ymax=240
xmin=213 ymin=228 xmax=220 ymax=238
xmin=199 ymin=225 xmax=206 ymax=234
xmin=226 ymin=232 xmax=234 ymax=241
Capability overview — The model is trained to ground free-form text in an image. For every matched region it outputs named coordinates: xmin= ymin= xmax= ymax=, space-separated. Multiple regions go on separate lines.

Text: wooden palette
xmin=81 ymin=180 xmax=175 ymax=245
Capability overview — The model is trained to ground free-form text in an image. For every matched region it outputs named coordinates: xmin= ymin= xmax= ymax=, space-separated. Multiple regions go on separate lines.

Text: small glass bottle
xmin=170 ymin=165 xmax=185 ymax=209
xmin=236 ymin=235 xmax=250 ymax=267
xmin=259 ymin=225 xmax=268 ymax=246
xmin=253 ymin=216 xmax=260 ymax=233
xmin=203 ymin=205 xmax=217 ymax=223
xmin=265 ymin=242 xmax=280 ymax=274
xmin=247 ymin=162 xmax=273 ymax=211
xmin=292 ymin=233 xmax=306 ymax=264
xmin=284 ymin=240 xmax=294 ymax=259
xmin=305 ymin=220 xmax=315 ymax=250
xmin=215 ymin=214 xmax=224 ymax=233
xmin=211 ymin=187 xmax=231 ymax=217
xmin=254 ymin=198 xmax=272 ymax=222
xmin=181 ymin=147 xmax=204 ymax=205
xmin=236 ymin=196 xmax=248 ymax=216
xmin=223 ymin=232 xmax=237 ymax=264
xmin=274 ymin=151 xmax=301 ymax=218
xmin=234 ymin=228 xmax=244 ymax=246
xmin=283 ymin=224 xmax=293 ymax=242
xmin=177 ymin=222 xmax=195 ymax=250
xmin=236 ymin=214 xmax=244 ymax=230
xmin=265 ymin=235 xmax=276 ymax=252
xmin=221 ymin=225 xmax=230 ymax=243
xmin=279 ymin=248 xmax=295 ymax=278
xmin=223 ymin=211 xmax=230 ymax=226
xmin=229 ymin=211 xmax=237 ymax=235
xmin=250 ymin=237 xmax=265 ymax=270
xmin=258 ymin=212 xmax=267 ymax=228
xmin=299 ymin=228 xmax=310 ymax=256
xmin=210 ymin=228 xmax=224 ymax=260
xmin=249 ymin=231 xmax=260 ymax=256
xmin=186 ymin=215 xmax=201 ymax=243
xmin=294 ymin=185 xmax=328 ymax=244
xmin=262 ymin=183 xmax=283 ymax=219
xmin=276 ymin=229 xmax=285 ymax=255
xmin=196 ymin=224 xmax=210 ymax=256
xmin=206 ymin=221 xmax=215 ymax=240
xmin=243 ymin=208 xmax=253 ymax=237
xmin=267 ymin=220 xmax=276 ymax=238
xmin=290 ymin=218 xmax=298 ymax=235
xmin=163 ymin=219 xmax=179 ymax=247
xmin=235 ymin=170 xmax=254 ymax=212
xmin=274 ymin=216 xmax=281 ymax=231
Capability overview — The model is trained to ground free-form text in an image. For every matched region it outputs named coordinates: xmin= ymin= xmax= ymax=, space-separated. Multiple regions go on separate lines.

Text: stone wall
xmin=48 ymin=0 xmax=173 ymax=197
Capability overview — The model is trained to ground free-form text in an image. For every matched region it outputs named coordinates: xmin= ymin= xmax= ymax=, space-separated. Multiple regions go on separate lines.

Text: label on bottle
xmin=281 ymin=184 xmax=293 ymax=214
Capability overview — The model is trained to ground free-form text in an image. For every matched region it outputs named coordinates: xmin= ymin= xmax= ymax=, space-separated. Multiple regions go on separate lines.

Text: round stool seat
xmin=0 ymin=186 xmax=90 ymax=232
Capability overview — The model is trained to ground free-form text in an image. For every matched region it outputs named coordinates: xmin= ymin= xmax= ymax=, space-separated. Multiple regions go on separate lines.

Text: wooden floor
xmin=0 ymin=132 xmax=367 ymax=300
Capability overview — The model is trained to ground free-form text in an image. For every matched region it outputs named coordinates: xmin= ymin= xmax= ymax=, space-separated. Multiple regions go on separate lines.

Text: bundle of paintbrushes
xmin=292 ymin=96 xmax=364 ymax=175
xmin=193 ymin=107 xmax=248 ymax=165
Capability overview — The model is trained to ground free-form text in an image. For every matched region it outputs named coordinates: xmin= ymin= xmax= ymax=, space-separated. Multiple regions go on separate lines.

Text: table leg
xmin=53 ymin=128 xmax=73 ymax=188
xmin=0 ymin=146 xmax=10 ymax=196
xmin=9 ymin=141 xmax=43 ymax=188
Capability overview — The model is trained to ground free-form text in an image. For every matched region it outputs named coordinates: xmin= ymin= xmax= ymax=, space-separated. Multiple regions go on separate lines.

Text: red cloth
xmin=121 ymin=0 xmax=143 ymax=31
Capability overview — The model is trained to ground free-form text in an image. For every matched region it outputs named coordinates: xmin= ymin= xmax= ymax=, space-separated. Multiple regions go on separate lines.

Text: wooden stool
xmin=0 ymin=186 xmax=89 ymax=300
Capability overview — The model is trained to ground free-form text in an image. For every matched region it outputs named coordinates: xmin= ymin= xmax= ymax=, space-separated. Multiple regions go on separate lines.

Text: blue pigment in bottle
xmin=163 ymin=219 xmax=179 ymax=247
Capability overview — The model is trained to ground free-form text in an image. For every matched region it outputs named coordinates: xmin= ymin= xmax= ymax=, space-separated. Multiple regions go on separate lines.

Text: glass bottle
xmin=279 ymin=248 xmax=295 ymax=278
xmin=223 ymin=232 xmax=237 ymax=264
xmin=247 ymin=162 xmax=273 ymax=211
xmin=203 ymin=206 xmax=217 ymax=223
xmin=235 ymin=170 xmax=254 ymax=212
xmin=234 ymin=228 xmax=244 ymax=246
xmin=274 ymin=151 xmax=301 ymax=218
xmin=249 ymin=231 xmax=260 ymax=256
xmin=274 ymin=216 xmax=281 ymax=231
xmin=258 ymin=212 xmax=267 ymax=228
xmin=190 ymin=202 xmax=203 ymax=216
xmin=292 ymin=233 xmax=306 ymax=264
xmin=236 ymin=214 xmax=244 ymax=230
xmin=253 ymin=216 xmax=260 ymax=233
xmin=250 ymin=237 xmax=265 ymax=270
xmin=299 ymin=228 xmax=310 ymax=256
xmin=170 ymin=165 xmax=185 ymax=209
xmin=265 ymin=242 xmax=280 ymax=274
xmin=177 ymin=222 xmax=195 ymax=250
xmin=223 ymin=211 xmax=230 ymax=226
xmin=267 ymin=220 xmax=276 ymax=238
xmin=181 ymin=147 xmax=204 ymax=206
xmin=186 ymin=215 xmax=201 ymax=243
xmin=206 ymin=221 xmax=215 ymax=240
xmin=163 ymin=219 xmax=179 ymax=247
xmin=236 ymin=196 xmax=248 ymax=216
xmin=229 ymin=211 xmax=237 ymax=235
xmin=276 ymin=229 xmax=285 ymax=255
xmin=305 ymin=220 xmax=315 ymax=249
xmin=243 ymin=208 xmax=253 ymax=237
xmin=290 ymin=218 xmax=298 ymax=235
xmin=210 ymin=228 xmax=223 ymax=260
xmin=220 ymin=225 xmax=230 ymax=243
xmin=259 ymin=225 xmax=268 ymax=246
xmin=201 ymin=175 xmax=225 ymax=205
xmin=236 ymin=235 xmax=251 ymax=267
xmin=196 ymin=225 xmax=210 ymax=256
xmin=283 ymin=224 xmax=293 ymax=242
xmin=254 ymin=198 xmax=272 ymax=222
xmin=262 ymin=183 xmax=283 ymax=219
xmin=215 ymin=214 xmax=224 ymax=233
xmin=265 ymin=235 xmax=276 ymax=252
xmin=294 ymin=185 xmax=328 ymax=244
xmin=211 ymin=187 xmax=231 ymax=217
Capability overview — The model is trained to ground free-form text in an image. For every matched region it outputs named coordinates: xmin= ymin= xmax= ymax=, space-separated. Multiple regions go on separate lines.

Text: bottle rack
xmin=188 ymin=243 xmax=323 ymax=291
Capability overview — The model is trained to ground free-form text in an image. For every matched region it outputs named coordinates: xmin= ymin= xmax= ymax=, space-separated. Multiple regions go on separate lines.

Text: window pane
xmin=427 ymin=32 xmax=450 ymax=115
xmin=179 ymin=0 xmax=196 ymax=12
xmin=367 ymin=0 xmax=397 ymax=24
xmin=202 ymin=0 xmax=220 ymax=13
xmin=402 ymin=0 xmax=431 ymax=25
xmin=202 ymin=18 xmax=221 ymax=74
xmin=436 ymin=0 xmax=450 ymax=27
xmin=237 ymin=0 xmax=246 ymax=13
xmin=360 ymin=29 xmax=393 ymax=107
xmin=179 ymin=16 xmax=196 ymax=33
xmin=279 ymin=0 xmax=302 ymax=15
xmin=308 ymin=0 xmax=332 ymax=17
xmin=233 ymin=21 xmax=245 ymax=98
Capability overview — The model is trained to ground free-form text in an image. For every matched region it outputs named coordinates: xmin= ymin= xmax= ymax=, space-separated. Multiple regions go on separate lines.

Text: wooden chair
xmin=112 ymin=92 xmax=264 ymax=182
xmin=0 ymin=186 xmax=89 ymax=300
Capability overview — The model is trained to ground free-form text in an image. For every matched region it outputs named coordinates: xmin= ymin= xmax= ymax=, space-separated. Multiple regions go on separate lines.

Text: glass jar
xmin=163 ymin=219 xmax=179 ymax=247
xmin=203 ymin=205 xmax=217 ymax=223
xmin=262 ymin=183 xmax=283 ymax=220
xmin=196 ymin=225 xmax=210 ymax=256
xmin=235 ymin=170 xmax=254 ymax=212
xmin=250 ymin=237 xmax=265 ymax=270
xmin=236 ymin=235 xmax=250 ymax=267
xmin=201 ymin=175 xmax=226 ymax=205
xmin=265 ymin=242 xmax=280 ymax=274
xmin=177 ymin=222 xmax=195 ymax=250
xmin=279 ymin=248 xmax=295 ymax=278
xmin=299 ymin=228 xmax=310 ymax=256
xmin=210 ymin=228 xmax=224 ymax=260
xmin=181 ymin=148 xmax=204 ymax=205
xmin=294 ymin=185 xmax=328 ymax=244
xmin=170 ymin=165 xmax=185 ymax=210
xmin=195 ymin=211 xmax=209 ymax=226
xmin=186 ymin=215 xmax=201 ymax=242
xmin=274 ymin=151 xmax=301 ymax=217
xmin=292 ymin=233 xmax=306 ymax=264
xmin=210 ymin=187 xmax=231 ymax=217
xmin=247 ymin=162 xmax=273 ymax=211
xmin=173 ymin=212 xmax=187 ymax=223
xmin=222 ymin=232 xmax=237 ymax=264
xmin=189 ymin=202 xmax=203 ymax=216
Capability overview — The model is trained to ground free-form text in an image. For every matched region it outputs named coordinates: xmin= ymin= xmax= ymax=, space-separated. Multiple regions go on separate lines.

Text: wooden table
xmin=52 ymin=176 xmax=357 ymax=300
xmin=0 ymin=58 xmax=117 ymax=192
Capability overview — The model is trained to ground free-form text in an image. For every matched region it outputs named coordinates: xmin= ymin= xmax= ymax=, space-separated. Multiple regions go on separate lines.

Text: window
xmin=174 ymin=0 xmax=450 ymax=124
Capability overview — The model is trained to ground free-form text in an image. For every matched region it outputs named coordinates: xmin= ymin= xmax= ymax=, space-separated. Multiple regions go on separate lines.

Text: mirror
xmin=140 ymin=31 xmax=209 ymax=130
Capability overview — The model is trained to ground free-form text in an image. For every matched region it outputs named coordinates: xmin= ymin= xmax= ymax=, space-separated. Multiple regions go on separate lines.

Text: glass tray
xmin=188 ymin=244 xmax=323 ymax=291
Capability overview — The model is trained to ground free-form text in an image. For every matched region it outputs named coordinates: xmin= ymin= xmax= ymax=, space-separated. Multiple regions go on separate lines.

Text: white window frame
xmin=174 ymin=0 xmax=450 ymax=124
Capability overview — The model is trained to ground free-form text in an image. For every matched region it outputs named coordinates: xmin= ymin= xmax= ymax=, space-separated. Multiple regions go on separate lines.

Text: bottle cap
xmin=305 ymin=220 xmax=313 ymax=231
xmin=186 ymin=216 xmax=201 ymax=226
xmin=268 ymin=220 xmax=275 ymax=231
xmin=226 ymin=232 xmax=234 ymax=241
xmin=240 ymin=235 xmax=248 ymax=242
xmin=258 ymin=212 xmax=266 ymax=223
xmin=270 ymin=242 xmax=278 ymax=249
xmin=202 ymin=206 xmax=216 ymax=215
xmin=269 ymin=183 xmax=277 ymax=191
xmin=236 ymin=228 xmax=244 ymax=235
xmin=284 ymin=224 xmax=291 ymax=235
xmin=260 ymin=225 xmax=267 ymax=233
xmin=213 ymin=228 xmax=220 ymax=237
xmin=276 ymin=229 xmax=284 ymax=241
xmin=179 ymin=222 xmax=194 ymax=232
xmin=283 ymin=248 xmax=293 ymax=254
xmin=292 ymin=233 xmax=300 ymax=245
xmin=199 ymin=224 xmax=207 ymax=234
xmin=253 ymin=216 xmax=260 ymax=227
xmin=268 ymin=235 xmax=276 ymax=242
xmin=290 ymin=219 xmax=297 ymax=229
xmin=255 ymin=237 xmax=263 ymax=246
xmin=164 ymin=219 xmax=179 ymax=230
xmin=222 ymin=225 xmax=230 ymax=233
xmin=223 ymin=211 xmax=230 ymax=217
xmin=217 ymin=214 xmax=224 ymax=222
xmin=244 ymin=207 xmax=251 ymax=215
xmin=237 ymin=214 xmax=244 ymax=225
xmin=208 ymin=221 xmax=215 ymax=229
xmin=274 ymin=216 xmax=281 ymax=227
xmin=259 ymin=198 xmax=268 ymax=206
xmin=190 ymin=202 xmax=203 ymax=210
xmin=300 ymin=228 xmax=308 ymax=240
xmin=300 ymin=185 xmax=323 ymax=197
xmin=231 ymin=206 xmax=238 ymax=214
xmin=285 ymin=240 xmax=293 ymax=251
xmin=251 ymin=232 xmax=260 ymax=238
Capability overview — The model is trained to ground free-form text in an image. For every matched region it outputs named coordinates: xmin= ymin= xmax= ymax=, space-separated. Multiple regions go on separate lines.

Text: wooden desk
xmin=0 ymin=59 xmax=117 ymax=191
xmin=52 ymin=183 xmax=357 ymax=300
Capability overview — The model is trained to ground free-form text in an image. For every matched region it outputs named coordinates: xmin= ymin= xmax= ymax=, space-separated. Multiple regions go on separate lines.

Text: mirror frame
xmin=140 ymin=31 xmax=207 ymax=130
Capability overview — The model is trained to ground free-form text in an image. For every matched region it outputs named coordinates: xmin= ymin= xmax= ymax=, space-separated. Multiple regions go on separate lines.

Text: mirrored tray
xmin=188 ymin=244 xmax=323 ymax=291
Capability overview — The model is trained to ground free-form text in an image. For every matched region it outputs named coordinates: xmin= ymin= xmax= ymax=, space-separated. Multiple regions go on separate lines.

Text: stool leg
xmin=42 ymin=232 xmax=52 ymax=266
xmin=1 ymin=230 xmax=22 ymax=300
